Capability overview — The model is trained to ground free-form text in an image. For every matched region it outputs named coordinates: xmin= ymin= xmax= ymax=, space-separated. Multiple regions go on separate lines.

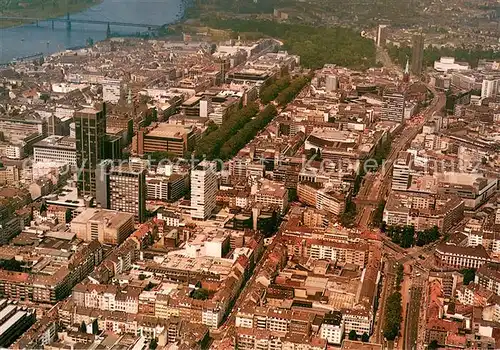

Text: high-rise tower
xmin=110 ymin=164 xmax=147 ymax=223
xmin=191 ymin=161 xmax=217 ymax=220
xmin=75 ymin=104 xmax=107 ymax=197
xmin=411 ymin=34 xmax=424 ymax=75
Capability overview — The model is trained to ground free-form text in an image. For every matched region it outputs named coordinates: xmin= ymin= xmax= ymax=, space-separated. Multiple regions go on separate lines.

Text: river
xmin=0 ymin=0 xmax=185 ymax=64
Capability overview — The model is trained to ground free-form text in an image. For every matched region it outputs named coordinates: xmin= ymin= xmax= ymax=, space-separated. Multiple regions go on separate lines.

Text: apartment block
xmin=382 ymin=91 xmax=405 ymax=123
xmin=319 ymin=311 xmax=344 ymax=345
xmin=383 ymin=191 xmax=464 ymax=232
xmin=297 ymin=182 xmax=346 ymax=217
xmin=434 ymin=244 xmax=492 ymax=269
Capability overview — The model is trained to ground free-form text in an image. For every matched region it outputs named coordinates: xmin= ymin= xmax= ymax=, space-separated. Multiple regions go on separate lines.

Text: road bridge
xmin=0 ymin=13 xmax=161 ymax=31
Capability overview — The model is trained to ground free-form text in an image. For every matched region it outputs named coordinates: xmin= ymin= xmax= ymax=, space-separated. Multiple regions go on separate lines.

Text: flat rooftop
xmin=147 ymin=124 xmax=190 ymax=138
xmin=34 ymin=135 xmax=76 ymax=150
xmin=71 ymin=208 xmax=134 ymax=228
xmin=77 ymin=107 xmax=100 ymax=115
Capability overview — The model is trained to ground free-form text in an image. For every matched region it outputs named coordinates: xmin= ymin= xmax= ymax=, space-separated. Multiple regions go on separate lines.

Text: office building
xmin=191 ymin=161 xmax=217 ymax=220
xmin=325 ymin=75 xmax=338 ymax=92
xmin=110 ymin=165 xmax=147 ymax=223
xmin=147 ymin=173 xmax=189 ymax=202
xmin=71 ymin=208 xmax=135 ymax=245
xmin=95 ymin=160 xmax=113 ymax=209
xmin=297 ymin=182 xmax=345 ymax=217
xmin=376 ymin=24 xmax=388 ymax=47
xmin=0 ymin=116 xmax=47 ymax=143
xmin=382 ymin=91 xmax=405 ymax=123
xmin=132 ymin=124 xmax=195 ymax=158
xmin=411 ymin=34 xmax=424 ymax=75
xmin=392 ymin=152 xmax=413 ymax=190
xmin=437 ymin=173 xmax=498 ymax=209
xmin=75 ymin=105 xmax=107 ymax=197
xmin=33 ymin=135 xmax=77 ymax=167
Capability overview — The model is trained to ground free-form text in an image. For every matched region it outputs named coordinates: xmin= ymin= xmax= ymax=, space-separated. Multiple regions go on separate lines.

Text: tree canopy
xmin=195 ymin=103 xmax=259 ymax=159
xmin=461 ymin=269 xmax=476 ymax=286
xmin=219 ymin=104 xmax=278 ymax=160
xmin=191 ymin=288 xmax=210 ymax=300
xmin=383 ymin=291 xmax=402 ymax=340
xmin=387 ymin=43 xmax=500 ymax=70
xmin=260 ymin=76 xmax=291 ymax=104
xmin=386 ymin=225 xmax=440 ymax=248
xmin=204 ymin=18 xmax=376 ymax=69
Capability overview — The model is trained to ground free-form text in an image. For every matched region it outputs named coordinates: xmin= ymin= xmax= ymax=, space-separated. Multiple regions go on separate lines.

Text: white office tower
xmin=191 ymin=161 xmax=217 ymax=220
xmin=376 ymin=24 xmax=388 ymax=47
xmin=200 ymin=97 xmax=213 ymax=119
xmin=392 ymin=152 xmax=413 ymax=191
xmin=481 ymin=77 xmax=499 ymax=99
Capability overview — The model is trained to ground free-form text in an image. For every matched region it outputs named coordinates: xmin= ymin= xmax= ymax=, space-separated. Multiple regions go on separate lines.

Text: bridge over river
xmin=0 ymin=13 xmax=161 ymax=33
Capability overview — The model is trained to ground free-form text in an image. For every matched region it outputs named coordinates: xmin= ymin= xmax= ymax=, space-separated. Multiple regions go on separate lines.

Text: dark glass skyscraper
xmin=75 ymin=104 xmax=107 ymax=197
xmin=411 ymin=34 xmax=424 ymax=75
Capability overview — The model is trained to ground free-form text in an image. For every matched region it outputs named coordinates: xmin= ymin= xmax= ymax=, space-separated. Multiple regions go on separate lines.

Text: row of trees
xmin=387 ymin=43 xmax=500 ymax=70
xmin=340 ymin=198 xmax=357 ymax=228
xmin=219 ymin=105 xmax=278 ymax=160
xmin=383 ymin=263 xmax=404 ymax=341
xmin=371 ymin=200 xmax=386 ymax=228
xmin=203 ymin=18 xmax=376 ymax=69
xmin=194 ymin=103 xmax=259 ymax=159
xmin=384 ymin=225 xmax=440 ymax=248
xmin=276 ymin=76 xmax=310 ymax=106
xmin=260 ymin=76 xmax=291 ymax=104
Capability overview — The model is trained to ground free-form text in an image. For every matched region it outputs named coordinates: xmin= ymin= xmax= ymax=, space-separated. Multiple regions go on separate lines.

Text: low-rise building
xmin=71 ymin=208 xmax=135 ymax=245
xmin=434 ymin=244 xmax=492 ymax=269
xmin=319 ymin=311 xmax=344 ymax=345
xmin=383 ymin=191 xmax=464 ymax=232
xmin=33 ymin=135 xmax=77 ymax=167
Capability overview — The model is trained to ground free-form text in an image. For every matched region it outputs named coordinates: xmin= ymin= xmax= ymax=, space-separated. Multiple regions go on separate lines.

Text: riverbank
xmin=0 ymin=0 xmax=103 ymax=29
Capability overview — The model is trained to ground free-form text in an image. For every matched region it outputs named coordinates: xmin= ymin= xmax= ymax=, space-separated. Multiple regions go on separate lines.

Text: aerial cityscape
xmin=0 ymin=0 xmax=499 ymax=349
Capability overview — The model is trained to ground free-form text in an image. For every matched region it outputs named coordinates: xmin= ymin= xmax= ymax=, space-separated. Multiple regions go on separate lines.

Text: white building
xmin=434 ymin=57 xmax=470 ymax=73
xmin=481 ymin=78 xmax=500 ymax=99
xmin=157 ymin=209 xmax=181 ymax=227
xmin=5 ymin=143 xmax=24 ymax=159
xmin=392 ymin=152 xmax=413 ymax=191
xmin=376 ymin=24 xmax=388 ymax=47
xmin=33 ymin=135 xmax=77 ymax=167
xmin=191 ymin=161 xmax=217 ymax=220
xmin=319 ymin=312 xmax=344 ymax=344
xmin=342 ymin=308 xmax=372 ymax=336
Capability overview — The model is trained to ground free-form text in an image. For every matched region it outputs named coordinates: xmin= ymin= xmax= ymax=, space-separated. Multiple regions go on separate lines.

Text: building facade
xmin=110 ymin=165 xmax=147 ymax=223
xmin=75 ymin=106 xmax=107 ymax=197
xmin=191 ymin=162 xmax=217 ymax=220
